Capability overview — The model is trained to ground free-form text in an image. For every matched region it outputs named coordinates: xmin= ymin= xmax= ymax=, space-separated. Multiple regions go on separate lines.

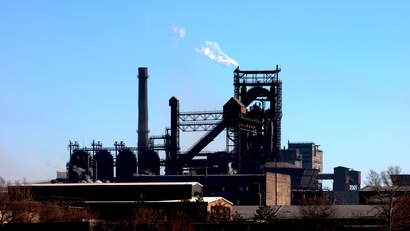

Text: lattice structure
xmin=178 ymin=111 xmax=223 ymax=132
xmin=228 ymin=66 xmax=282 ymax=162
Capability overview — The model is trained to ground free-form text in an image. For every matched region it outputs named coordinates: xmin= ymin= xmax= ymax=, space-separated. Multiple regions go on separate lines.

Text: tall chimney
xmin=137 ymin=67 xmax=149 ymax=174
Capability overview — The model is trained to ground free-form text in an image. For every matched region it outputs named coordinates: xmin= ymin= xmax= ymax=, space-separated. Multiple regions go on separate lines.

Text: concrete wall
xmin=265 ymin=172 xmax=291 ymax=205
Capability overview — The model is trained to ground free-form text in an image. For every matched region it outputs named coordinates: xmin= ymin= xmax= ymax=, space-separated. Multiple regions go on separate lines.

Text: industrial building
xmin=61 ymin=66 xmax=361 ymax=205
xmin=7 ymin=182 xmax=234 ymax=224
xmin=281 ymin=142 xmax=323 ymax=188
xmin=22 ymin=182 xmax=202 ymax=202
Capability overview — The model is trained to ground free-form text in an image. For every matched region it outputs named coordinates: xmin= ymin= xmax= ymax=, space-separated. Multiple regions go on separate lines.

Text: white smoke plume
xmin=71 ymin=165 xmax=93 ymax=183
xmin=228 ymin=162 xmax=237 ymax=175
xmin=72 ymin=165 xmax=85 ymax=176
xmin=142 ymin=169 xmax=155 ymax=175
xmin=197 ymin=41 xmax=239 ymax=66
xmin=170 ymin=25 xmax=186 ymax=38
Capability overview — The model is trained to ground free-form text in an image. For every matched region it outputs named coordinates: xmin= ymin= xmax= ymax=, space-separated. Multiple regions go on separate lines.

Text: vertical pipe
xmin=168 ymin=96 xmax=179 ymax=174
xmin=138 ymin=67 xmax=149 ymax=174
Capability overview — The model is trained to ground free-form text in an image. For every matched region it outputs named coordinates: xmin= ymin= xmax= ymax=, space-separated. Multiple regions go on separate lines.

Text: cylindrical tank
xmin=116 ymin=149 xmax=137 ymax=182
xmin=94 ymin=149 xmax=114 ymax=182
xmin=68 ymin=150 xmax=92 ymax=183
xmin=138 ymin=150 xmax=160 ymax=175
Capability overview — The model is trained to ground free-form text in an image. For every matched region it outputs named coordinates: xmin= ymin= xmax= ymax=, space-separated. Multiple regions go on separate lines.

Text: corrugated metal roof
xmin=86 ymin=196 xmax=233 ymax=205
xmin=12 ymin=182 xmax=203 ymax=187
xmin=233 ymin=205 xmax=380 ymax=221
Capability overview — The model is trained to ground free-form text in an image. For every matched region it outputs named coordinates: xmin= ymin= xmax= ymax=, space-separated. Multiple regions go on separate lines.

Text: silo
xmin=94 ymin=149 xmax=114 ymax=182
xmin=116 ymin=149 xmax=137 ymax=182
xmin=68 ymin=150 xmax=92 ymax=183
xmin=139 ymin=150 xmax=160 ymax=175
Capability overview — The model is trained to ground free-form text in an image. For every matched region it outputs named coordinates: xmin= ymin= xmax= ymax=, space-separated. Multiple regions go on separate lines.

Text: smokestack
xmin=138 ymin=67 xmax=149 ymax=174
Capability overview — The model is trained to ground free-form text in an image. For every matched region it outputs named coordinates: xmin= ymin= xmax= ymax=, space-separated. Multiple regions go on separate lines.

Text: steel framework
xmin=229 ymin=65 xmax=282 ymax=161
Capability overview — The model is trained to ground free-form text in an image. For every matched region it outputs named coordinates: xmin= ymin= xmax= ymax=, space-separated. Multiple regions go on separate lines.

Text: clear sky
xmin=1 ymin=1 xmax=409 ymax=188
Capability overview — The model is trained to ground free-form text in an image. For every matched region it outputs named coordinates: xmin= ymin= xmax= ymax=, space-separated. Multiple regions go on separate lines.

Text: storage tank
xmin=94 ymin=149 xmax=114 ymax=182
xmin=68 ymin=150 xmax=92 ymax=183
xmin=116 ymin=149 xmax=137 ymax=182
xmin=138 ymin=150 xmax=160 ymax=175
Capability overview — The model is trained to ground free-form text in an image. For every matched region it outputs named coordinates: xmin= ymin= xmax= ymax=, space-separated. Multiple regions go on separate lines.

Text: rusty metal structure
xmin=67 ymin=65 xmax=283 ymax=181
xmin=67 ymin=66 xmax=321 ymax=189
xmin=230 ymin=65 xmax=283 ymax=170
xmin=63 ymin=65 xmax=366 ymax=205
xmin=165 ymin=66 xmax=282 ymax=175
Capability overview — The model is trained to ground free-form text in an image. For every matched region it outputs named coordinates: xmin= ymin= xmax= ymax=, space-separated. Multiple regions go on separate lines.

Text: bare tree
xmin=0 ymin=176 xmax=12 ymax=227
xmin=192 ymin=195 xmax=208 ymax=222
xmin=7 ymin=179 xmax=39 ymax=224
xmin=167 ymin=209 xmax=195 ymax=231
xmin=298 ymin=196 xmax=337 ymax=231
xmin=232 ymin=211 xmax=245 ymax=222
xmin=364 ymin=165 xmax=410 ymax=231
xmin=39 ymin=200 xmax=70 ymax=222
xmin=39 ymin=199 xmax=97 ymax=223
xmin=116 ymin=205 xmax=165 ymax=231
xmin=298 ymin=196 xmax=337 ymax=218
xmin=253 ymin=205 xmax=279 ymax=223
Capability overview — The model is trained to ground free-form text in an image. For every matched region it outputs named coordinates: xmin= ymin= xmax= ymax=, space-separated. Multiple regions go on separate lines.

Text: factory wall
xmin=265 ymin=172 xmax=291 ymax=206
xmin=133 ymin=173 xmax=291 ymax=205
xmin=13 ymin=182 xmax=202 ymax=202
xmin=287 ymin=142 xmax=323 ymax=173
xmin=280 ymin=149 xmax=302 ymax=168
xmin=202 ymin=174 xmax=267 ymax=205
xmin=287 ymin=142 xmax=323 ymax=187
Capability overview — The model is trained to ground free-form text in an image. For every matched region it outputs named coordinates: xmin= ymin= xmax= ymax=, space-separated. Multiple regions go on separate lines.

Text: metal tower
xmin=228 ymin=65 xmax=282 ymax=165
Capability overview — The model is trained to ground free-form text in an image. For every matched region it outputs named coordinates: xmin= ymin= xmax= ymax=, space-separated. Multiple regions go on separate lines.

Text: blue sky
xmin=1 ymin=1 xmax=409 ymax=188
